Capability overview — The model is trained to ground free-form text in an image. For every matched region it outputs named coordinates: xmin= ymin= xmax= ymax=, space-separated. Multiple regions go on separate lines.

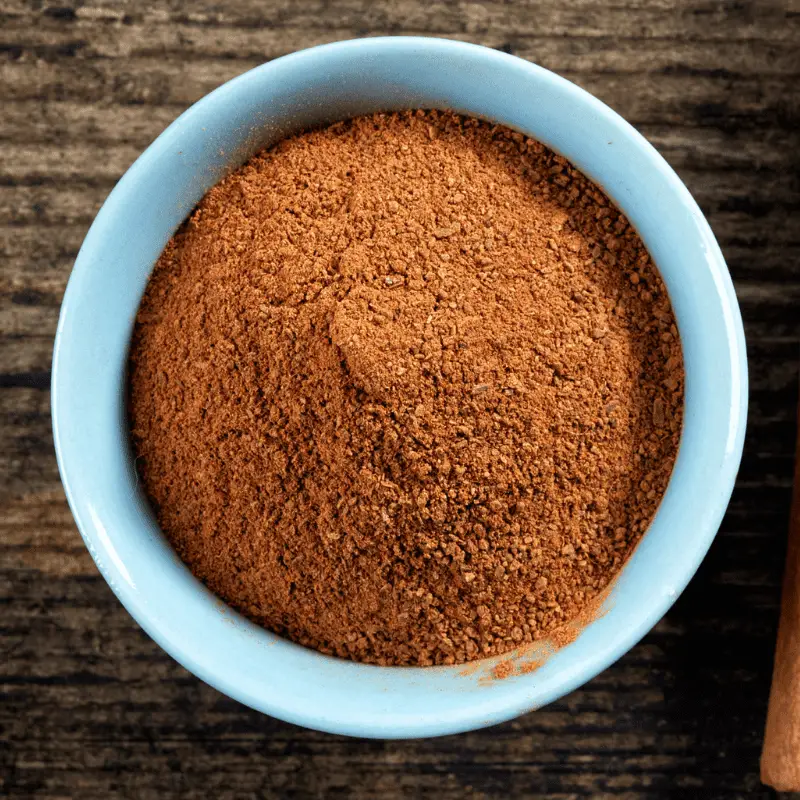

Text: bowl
xmin=52 ymin=37 xmax=747 ymax=738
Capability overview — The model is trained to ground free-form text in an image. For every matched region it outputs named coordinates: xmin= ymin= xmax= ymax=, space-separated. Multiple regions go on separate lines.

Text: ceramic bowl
xmin=52 ymin=37 xmax=747 ymax=738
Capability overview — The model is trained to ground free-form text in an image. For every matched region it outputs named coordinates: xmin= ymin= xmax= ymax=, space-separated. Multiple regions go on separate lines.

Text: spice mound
xmin=129 ymin=110 xmax=683 ymax=667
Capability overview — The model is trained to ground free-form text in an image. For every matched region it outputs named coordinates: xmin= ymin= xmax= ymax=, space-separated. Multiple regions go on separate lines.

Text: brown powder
xmin=129 ymin=110 xmax=683 ymax=667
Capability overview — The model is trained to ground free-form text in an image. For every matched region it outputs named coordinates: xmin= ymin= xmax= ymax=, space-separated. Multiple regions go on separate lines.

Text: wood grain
xmin=2 ymin=1 xmax=799 ymax=797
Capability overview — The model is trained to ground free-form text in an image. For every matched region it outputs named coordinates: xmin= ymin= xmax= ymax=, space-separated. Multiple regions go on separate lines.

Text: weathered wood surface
xmin=2 ymin=1 xmax=799 ymax=797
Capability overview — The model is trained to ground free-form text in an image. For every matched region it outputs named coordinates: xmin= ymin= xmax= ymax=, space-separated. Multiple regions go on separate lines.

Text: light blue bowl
xmin=52 ymin=37 xmax=747 ymax=738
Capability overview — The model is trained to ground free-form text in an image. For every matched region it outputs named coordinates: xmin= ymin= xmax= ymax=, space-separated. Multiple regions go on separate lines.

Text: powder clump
xmin=129 ymin=110 xmax=683 ymax=666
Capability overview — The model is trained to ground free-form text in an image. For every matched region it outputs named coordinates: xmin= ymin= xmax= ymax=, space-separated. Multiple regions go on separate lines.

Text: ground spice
xmin=129 ymin=110 xmax=683 ymax=667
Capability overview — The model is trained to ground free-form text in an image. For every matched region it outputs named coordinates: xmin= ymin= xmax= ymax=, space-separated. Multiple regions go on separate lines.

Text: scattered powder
xmin=493 ymin=660 xmax=516 ymax=680
xmin=490 ymin=656 xmax=546 ymax=682
xmin=129 ymin=110 xmax=684 ymax=667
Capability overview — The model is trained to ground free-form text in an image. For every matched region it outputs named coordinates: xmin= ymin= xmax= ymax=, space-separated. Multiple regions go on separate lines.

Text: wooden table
xmin=2 ymin=2 xmax=799 ymax=797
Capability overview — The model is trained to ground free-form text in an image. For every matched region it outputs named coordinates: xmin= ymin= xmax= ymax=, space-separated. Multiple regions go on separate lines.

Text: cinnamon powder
xmin=129 ymin=110 xmax=683 ymax=667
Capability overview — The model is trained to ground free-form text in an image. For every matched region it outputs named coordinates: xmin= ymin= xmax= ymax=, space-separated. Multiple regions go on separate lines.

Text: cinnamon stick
xmin=762 ymin=397 xmax=800 ymax=790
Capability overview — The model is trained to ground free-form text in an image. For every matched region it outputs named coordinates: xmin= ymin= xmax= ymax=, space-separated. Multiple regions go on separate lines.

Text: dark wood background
xmin=2 ymin=1 xmax=799 ymax=797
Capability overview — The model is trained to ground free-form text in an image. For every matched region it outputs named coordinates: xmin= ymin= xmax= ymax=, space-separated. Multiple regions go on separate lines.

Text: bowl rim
xmin=52 ymin=35 xmax=748 ymax=738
